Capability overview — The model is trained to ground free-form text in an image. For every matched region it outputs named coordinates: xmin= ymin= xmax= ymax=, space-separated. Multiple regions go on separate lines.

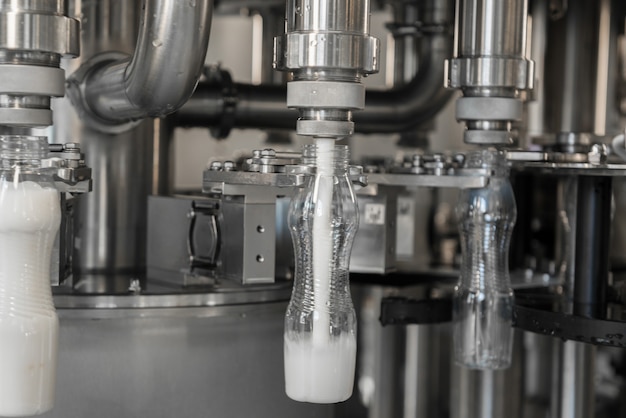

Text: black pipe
xmin=573 ymin=175 xmax=612 ymax=318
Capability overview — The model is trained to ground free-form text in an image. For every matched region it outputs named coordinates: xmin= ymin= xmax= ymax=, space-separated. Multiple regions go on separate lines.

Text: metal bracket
xmin=44 ymin=142 xmax=92 ymax=193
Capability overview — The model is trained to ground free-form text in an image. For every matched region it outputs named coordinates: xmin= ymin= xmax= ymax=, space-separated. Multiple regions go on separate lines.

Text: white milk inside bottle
xmin=284 ymin=334 xmax=356 ymax=403
xmin=0 ymin=180 xmax=61 ymax=417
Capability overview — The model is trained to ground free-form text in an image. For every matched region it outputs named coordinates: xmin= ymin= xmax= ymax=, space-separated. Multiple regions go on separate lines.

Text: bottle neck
xmin=465 ymin=149 xmax=509 ymax=177
xmin=0 ymin=135 xmax=48 ymax=177
xmin=303 ymin=143 xmax=350 ymax=174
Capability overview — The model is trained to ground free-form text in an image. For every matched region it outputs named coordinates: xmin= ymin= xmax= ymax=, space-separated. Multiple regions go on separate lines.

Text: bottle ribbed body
xmin=284 ymin=142 xmax=359 ymax=403
xmin=0 ymin=136 xmax=61 ymax=416
xmin=453 ymin=149 xmax=516 ymax=370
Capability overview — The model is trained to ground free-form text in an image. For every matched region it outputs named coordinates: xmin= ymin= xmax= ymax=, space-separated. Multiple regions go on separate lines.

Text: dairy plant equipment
xmin=0 ymin=0 xmax=625 ymax=417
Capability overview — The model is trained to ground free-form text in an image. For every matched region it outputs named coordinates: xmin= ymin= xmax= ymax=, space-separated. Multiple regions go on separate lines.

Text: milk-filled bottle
xmin=284 ymin=142 xmax=358 ymax=403
xmin=0 ymin=136 xmax=61 ymax=416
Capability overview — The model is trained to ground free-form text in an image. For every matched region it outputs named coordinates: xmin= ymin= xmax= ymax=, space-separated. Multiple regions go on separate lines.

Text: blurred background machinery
xmin=2 ymin=0 xmax=626 ymax=416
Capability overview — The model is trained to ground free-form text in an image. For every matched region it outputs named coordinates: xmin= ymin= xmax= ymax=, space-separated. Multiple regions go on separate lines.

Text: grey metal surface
xmin=52 ymin=284 xmax=292 ymax=310
xmin=544 ymin=0 xmax=600 ymax=138
xmin=275 ymin=32 xmax=379 ymax=74
xmin=0 ymin=9 xmax=78 ymax=56
xmin=40 ymin=302 xmax=332 ymax=418
xmin=449 ymin=0 xmax=530 ymax=89
xmin=68 ymin=0 xmax=213 ymax=128
xmin=55 ymin=0 xmax=154 ymax=277
xmin=275 ymin=0 xmax=378 ymax=75
xmin=367 ymin=173 xmax=489 ymax=189
xmin=351 ymin=191 xmax=398 ymax=274
xmin=457 ymin=0 xmax=527 ymax=57
xmin=221 ymin=197 xmax=278 ymax=284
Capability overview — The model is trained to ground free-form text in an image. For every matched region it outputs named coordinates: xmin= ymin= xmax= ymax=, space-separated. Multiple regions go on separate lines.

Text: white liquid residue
xmin=0 ymin=180 xmax=61 ymax=417
xmin=312 ymin=137 xmax=335 ymax=346
xmin=284 ymin=334 xmax=356 ymax=403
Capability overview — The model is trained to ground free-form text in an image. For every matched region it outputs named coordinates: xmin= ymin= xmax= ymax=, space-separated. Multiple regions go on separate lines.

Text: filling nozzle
xmin=274 ymin=0 xmax=379 ymax=140
xmin=445 ymin=0 xmax=534 ymax=145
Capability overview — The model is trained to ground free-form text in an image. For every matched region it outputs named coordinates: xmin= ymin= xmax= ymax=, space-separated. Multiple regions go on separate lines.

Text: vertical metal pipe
xmin=287 ymin=0 xmax=370 ymax=34
xmin=544 ymin=0 xmax=599 ymax=138
xmin=457 ymin=0 xmax=527 ymax=58
xmin=523 ymin=333 xmax=553 ymax=417
xmin=550 ymin=341 xmax=596 ymax=418
xmin=54 ymin=0 xmax=154 ymax=281
xmin=152 ymin=118 xmax=174 ymax=196
xmin=390 ymin=1 xmax=420 ymax=86
xmin=526 ymin=0 xmax=548 ymax=141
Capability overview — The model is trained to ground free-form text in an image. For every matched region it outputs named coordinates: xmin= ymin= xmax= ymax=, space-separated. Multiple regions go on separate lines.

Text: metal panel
xmin=41 ymin=303 xmax=332 ymax=418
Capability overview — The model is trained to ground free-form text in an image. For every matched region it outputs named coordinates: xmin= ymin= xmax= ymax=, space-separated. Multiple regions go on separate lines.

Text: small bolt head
xmin=453 ymin=154 xmax=465 ymax=165
xmin=261 ymin=148 xmax=276 ymax=157
xmin=64 ymin=143 xmax=80 ymax=151
xmin=432 ymin=153 xmax=445 ymax=163
xmin=223 ymin=161 xmax=236 ymax=171
xmin=209 ymin=161 xmax=223 ymax=171
xmin=588 ymin=144 xmax=608 ymax=165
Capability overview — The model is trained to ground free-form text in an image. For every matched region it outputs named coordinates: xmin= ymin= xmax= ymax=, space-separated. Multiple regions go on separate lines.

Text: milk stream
xmin=312 ymin=137 xmax=335 ymax=346
xmin=0 ymin=180 xmax=61 ymax=417
xmin=284 ymin=334 xmax=356 ymax=403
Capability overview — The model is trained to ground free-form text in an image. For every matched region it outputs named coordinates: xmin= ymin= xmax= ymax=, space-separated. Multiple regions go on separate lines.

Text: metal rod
xmin=550 ymin=341 xmax=596 ymax=418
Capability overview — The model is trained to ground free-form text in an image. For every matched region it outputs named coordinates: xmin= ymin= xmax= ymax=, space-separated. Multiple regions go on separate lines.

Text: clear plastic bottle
xmin=453 ymin=149 xmax=517 ymax=370
xmin=0 ymin=136 xmax=61 ymax=416
xmin=284 ymin=140 xmax=359 ymax=403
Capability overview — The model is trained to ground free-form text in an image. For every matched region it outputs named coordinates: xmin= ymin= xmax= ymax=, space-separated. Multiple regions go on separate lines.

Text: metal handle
xmin=187 ymin=201 xmax=220 ymax=270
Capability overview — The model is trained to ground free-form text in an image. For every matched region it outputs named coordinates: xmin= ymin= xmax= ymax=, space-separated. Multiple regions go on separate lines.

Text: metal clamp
xmin=44 ymin=142 xmax=92 ymax=193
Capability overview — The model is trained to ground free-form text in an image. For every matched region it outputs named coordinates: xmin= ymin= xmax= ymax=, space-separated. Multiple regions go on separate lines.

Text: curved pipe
xmin=356 ymin=32 xmax=453 ymax=133
xmin=82 ymin=0 xmax=213 ymax=123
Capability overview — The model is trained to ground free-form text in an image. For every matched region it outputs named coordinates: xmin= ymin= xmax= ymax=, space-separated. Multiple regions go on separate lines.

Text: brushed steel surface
xmin=55 ymin=0 xmax=154 ymax=276
xmin=40 ymin=302 xmax=332 ymax=418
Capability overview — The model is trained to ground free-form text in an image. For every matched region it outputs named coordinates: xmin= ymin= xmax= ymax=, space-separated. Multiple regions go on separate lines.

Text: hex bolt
xmin=453 ymin=153 xmax=466 ymax=166
xmin=223 ymin=161 xmax=236 ymax=171
xmin=432 ymin=153 xmax=445 ymax=163
xmin=209 ymin=161 xmax=223 ymax=171
xmin=588 ymin=144 xmax=608 ymax=166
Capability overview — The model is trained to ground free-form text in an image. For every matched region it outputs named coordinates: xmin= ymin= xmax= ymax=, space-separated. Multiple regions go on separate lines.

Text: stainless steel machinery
xmin=1 ymin=0 xmax=626 ymax=417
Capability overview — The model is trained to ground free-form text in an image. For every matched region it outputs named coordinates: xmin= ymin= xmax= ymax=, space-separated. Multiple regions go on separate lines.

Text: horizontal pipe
xmin=176 ymin=27 xmax=453 ymax=134
xmin=82 ymin=0 xmax=213 ymax=123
